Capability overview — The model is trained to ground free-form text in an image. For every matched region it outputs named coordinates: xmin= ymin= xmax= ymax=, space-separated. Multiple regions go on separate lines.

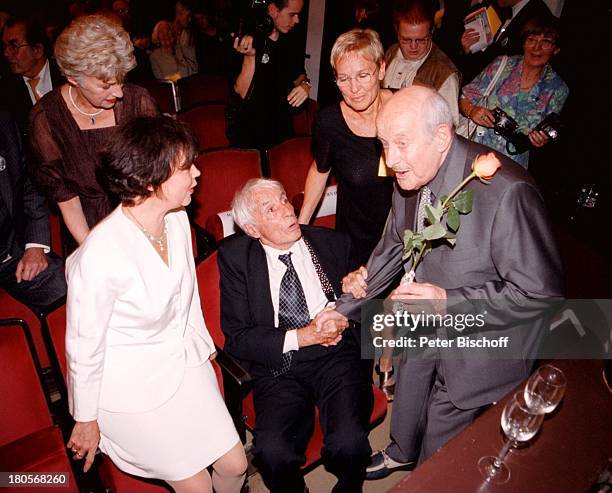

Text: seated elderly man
xmin=218 ymin=178 xmax=373 ymax=493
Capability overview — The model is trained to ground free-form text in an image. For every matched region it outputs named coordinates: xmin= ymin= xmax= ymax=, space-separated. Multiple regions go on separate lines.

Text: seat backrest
xmin=268 ymin=136 xmax=313 ymax=202
xmin=97 ymin=456 xmax=171 ymax=493
xmin=45 ymin=303 xmax=68 ymax=379
xmin=191 ymin=148 xmax=261 ymax=230
xmin=204 ymin=212 xmax=236 ymax=242
xmin=291 ymin=98 xmax=319 ymax=136
xmin=0 ymin=289 xmax=50 ymax=367
xmin=196 ymin=252 xmax=224 ymax=348
xmin=0 ymin=319 xmax=53 ymax=445
xmin=136 ymin=79 xmax=179 ymax=115
xmin=178 ymin=104 xmax=229 ymax=150
xmin=49 ymin=211 xmax=64 ymax=257
xmin=178 ymin=74 xmax=229 ymax=109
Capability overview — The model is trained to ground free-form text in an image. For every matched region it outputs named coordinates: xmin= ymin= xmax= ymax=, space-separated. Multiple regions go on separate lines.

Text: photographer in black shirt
xmin=227 ymin=0 xmax=310 ymax=150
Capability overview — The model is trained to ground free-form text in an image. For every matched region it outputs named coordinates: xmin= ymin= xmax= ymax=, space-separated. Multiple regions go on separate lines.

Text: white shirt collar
xmin=32 ymin=59 xmax=48 ymax=80
xmin=22 ymin=59 xmax=52 ymax=103
xmin=396 ymin=43 xmax=432 ymax=67
xmin=261 ymin=238 xmax=305 ymax=271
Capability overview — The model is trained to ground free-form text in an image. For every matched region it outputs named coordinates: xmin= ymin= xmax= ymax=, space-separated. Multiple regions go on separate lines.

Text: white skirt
xmin=97 ymin=360 xmax=240 ymax=481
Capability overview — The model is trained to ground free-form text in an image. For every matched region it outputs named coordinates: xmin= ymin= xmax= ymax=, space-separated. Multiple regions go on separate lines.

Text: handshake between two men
xmin=308 ymin=264 xmax=449 ymax=349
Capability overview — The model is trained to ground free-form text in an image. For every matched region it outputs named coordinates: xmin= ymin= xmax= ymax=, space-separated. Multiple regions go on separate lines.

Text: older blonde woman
xmin=29 ymin=14 xmax=158 ymax=251
xmin=298 ymin=29 xmax=393 ymax=272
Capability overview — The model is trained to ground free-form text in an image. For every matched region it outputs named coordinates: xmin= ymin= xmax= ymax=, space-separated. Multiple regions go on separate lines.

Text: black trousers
xmin=0 ymin=251 xmax=66 ymax=311
xmin=252 ymin=343 xmax=373 ymax=493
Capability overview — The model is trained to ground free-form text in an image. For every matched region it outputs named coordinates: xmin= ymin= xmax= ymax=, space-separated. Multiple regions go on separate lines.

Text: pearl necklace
xmin=68 ymin=86 xmax=104 ymax=125
xmin=125 ymin=208 xmax=167 ymax=252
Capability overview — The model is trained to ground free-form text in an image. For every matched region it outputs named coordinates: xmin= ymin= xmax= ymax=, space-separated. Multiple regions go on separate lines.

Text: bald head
xmin=378 ymin=85 xmax=453 ymax=136
xmin=377 ymin=86 xmax=454 ymax=191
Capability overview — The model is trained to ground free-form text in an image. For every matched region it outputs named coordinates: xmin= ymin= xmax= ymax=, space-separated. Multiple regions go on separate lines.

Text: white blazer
xmin=65 ymin=206 xmax=215 ymax=421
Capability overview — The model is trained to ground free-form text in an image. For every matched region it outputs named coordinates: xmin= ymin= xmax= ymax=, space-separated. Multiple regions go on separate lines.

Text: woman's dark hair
xmin=521 ymin=14 xmax=561 ymax=45
xmin=101 ymin=116 xmax=198 ymax=206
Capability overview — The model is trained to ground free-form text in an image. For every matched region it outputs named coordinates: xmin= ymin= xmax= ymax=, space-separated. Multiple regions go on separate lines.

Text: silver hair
xmin=54 ymin=14 xmax=136 ymax=82
xmin=421 ymin=87 xmax=454 ymax=135
xmin=231 ymin=178 xmax=285 ymax=233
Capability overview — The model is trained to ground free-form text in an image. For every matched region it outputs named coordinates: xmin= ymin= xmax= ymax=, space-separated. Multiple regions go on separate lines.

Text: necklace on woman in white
xmin=68 ymin=85 xmax=105 ymax=125
xmin=125 ymin=208 xmax=168 ymax=252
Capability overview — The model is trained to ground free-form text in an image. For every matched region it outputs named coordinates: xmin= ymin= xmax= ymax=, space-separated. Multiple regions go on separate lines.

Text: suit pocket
xmin=441 ymin=246 xmax=481 ymax=262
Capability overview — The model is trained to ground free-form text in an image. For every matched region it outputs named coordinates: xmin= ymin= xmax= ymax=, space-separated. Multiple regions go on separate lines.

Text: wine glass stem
xmin=494 ymin=439 xmax=513 ymax=468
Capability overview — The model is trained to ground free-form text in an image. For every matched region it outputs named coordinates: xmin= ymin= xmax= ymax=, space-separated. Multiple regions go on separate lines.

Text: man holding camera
xmin=227 ymin=0 xmax=310 ymax=151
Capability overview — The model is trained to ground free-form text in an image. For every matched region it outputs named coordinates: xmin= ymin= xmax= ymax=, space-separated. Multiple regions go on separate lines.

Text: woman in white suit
xmin=65 ymin=116 xmax=247 ymax=493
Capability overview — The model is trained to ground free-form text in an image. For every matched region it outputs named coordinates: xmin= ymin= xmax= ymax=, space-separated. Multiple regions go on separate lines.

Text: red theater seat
xmin=97 ymin=458 xmax=171 ymax=493
xmin=0 ymin=289 xmax=50 ymax=367
xmin=268 ymin=136 xmax=313 ymax=202
xmin=178 ymin=73 xmax=230 ymax=109
xmin=178 ymin=104 xmax=229 ymax=151
xmin=49 ymin=211 xmax=64 ymax=257
xmin=291 ymin=98 xmax=318 ymax=136
xmin=191 ymin=149 xmax=261 ymax=239
xmin=137 ymin=79 xmax=180 ymax=115
xmin=0 ymin=318 xmax=78 ymax=492
xmin=44 ymin=302 xmax=67 ymax=379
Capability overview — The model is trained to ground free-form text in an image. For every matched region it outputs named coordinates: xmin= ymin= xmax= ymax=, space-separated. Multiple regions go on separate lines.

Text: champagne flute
xmin=478 ymin=392 xmax=544 ymax=484
xmin=524 ymin=364 xmax=567 ymax=415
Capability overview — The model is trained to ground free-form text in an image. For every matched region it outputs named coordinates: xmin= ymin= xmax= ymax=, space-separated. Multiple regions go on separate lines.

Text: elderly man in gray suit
xmin=329 ymin=85 xmax=564 ymax=479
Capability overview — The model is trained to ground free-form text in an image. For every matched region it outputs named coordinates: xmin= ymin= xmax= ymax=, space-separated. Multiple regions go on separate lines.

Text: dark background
xmin=3 ymin=0 xmax=610 ymax=259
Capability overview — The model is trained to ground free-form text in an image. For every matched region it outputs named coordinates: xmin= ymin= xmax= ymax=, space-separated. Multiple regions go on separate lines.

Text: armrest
xmin=190 ymin=222 xmax=217 ymax=260
xmin=213 ymin=345 xmax=252 ymax=443
xmin=214 ymin=345 xmax=252 ymax=388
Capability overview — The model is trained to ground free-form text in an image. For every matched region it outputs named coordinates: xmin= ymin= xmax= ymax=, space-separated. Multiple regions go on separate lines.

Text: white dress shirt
xmin=261 ymin=238 xmax=329 ymax=353
xmin=23 ymin=60 xmax=53 ymax=104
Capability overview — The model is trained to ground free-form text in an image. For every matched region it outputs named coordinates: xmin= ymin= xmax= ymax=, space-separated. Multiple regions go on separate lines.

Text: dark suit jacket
xmin=462 ymin=0 xmax=552 ymax=83
xmin=0 ymin=112 xmax=50 ymax=257
xmin=0 ymin=59 xmax=64 ymax=139
xmin=218 ymin=226 xmax=354 ymax=378
xmin=336 ymin=136 xmax=564 ymax=409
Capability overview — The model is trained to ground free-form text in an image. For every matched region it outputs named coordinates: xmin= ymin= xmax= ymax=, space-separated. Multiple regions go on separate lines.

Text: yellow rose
xmin=472 ymin=152 xmax=501 ymax=180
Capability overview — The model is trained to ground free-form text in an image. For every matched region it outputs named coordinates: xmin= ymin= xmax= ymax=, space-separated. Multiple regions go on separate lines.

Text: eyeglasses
xmin=524 ymin=36 xmax=556 ymax=51
xmin=2 ymin=41 xmax=30 ymax=54
xmin=399 ymin=35 xmax=431 ymax=47
xmin=335 ymin=70 xmax=377 ymax=87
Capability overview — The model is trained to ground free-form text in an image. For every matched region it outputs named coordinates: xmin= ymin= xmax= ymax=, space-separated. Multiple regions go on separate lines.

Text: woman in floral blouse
xmin=459 ymin=15 xmax=568 ymax=168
